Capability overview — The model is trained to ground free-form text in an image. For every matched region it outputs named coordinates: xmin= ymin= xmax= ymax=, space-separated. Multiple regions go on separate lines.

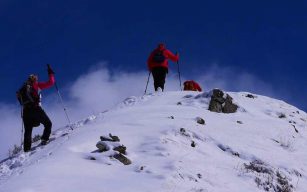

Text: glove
xmin=47 ymin=64 xmax=55 ymax=74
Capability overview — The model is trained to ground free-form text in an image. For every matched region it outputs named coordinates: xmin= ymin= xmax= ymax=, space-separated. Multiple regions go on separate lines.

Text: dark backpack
xmin=16 ymin=82 xmax=38 ymax=106
xmin=152 ymin=50 xmax=166 ymax=63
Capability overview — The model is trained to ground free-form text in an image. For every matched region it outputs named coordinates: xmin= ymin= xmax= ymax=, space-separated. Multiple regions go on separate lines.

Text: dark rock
xmin=208 ymin=100 xmax=223 ymax=112
xmin=113 ymin=153 xmax=132 ymax=165
xmin=177 ymin=102 xmax=182 ymax=105
xmin=61 ymin=133 xmax=69 ymax=137
xmin=223 ymin=95 xmax=238 ymax=113
xmin=109 ymin=134 xmax=120 ymax=142
xmin=180 ymin=128 xmax=186 ymax=133
xmin=208 ymin=89 xmax=225 ymax=113
xmin=196 ymin=117 xmax=205 ymax=125
xmin=237 ymin=121 xmax=243 ymax=124
xmin=291 ymin=125 xmax=299 ymax=133
xmin=212 ymin=89 xmax=224 ymax=99
xmin=113 ymin=145 xmax=127 ymax=154
xmin=208 ymin=89 xmax=238 ymax=113
xmin=246 ymin=94 xmax=255 ymax=99
xmin=180 ymin=128 xmax=190 ymax=137
xmin=169 ymin=116 xmax=175 ymax=119
xmin=96 ymin=141 xmax=110 ymax=152
xmin=191 ymin=141 xmax=196 ymax=147
xmin=232 ymin=152 xmax=240 ymax=157
xmin=278 ymin=113 xmax=286 ymax=118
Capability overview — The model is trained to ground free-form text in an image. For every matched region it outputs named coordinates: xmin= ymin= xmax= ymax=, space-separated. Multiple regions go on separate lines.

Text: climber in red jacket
xmin=147 ymin=43 xmax=179 ymax=91
xmin=17 ymin=65 xmax=55 ymax=152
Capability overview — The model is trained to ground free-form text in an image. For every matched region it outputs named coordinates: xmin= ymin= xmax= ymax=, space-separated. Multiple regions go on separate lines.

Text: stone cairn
xmin=208 ymin=89 xmax=238 ymax=113
xmin=94 ymin=133 xmax=131 ymax=165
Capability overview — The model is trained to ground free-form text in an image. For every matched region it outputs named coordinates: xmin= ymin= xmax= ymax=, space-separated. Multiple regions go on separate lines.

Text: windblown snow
xmin=0 ymin=91 xmax=307 ymax=192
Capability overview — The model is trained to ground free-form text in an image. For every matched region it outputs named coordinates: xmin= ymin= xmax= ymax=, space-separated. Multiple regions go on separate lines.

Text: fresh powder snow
xmin=0 ymin=91 xmax=306 ymax=192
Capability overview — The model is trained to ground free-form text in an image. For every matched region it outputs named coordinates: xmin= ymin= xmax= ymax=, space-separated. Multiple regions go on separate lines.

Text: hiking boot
xmin=40 ymin=140 xmax=48 ymax=146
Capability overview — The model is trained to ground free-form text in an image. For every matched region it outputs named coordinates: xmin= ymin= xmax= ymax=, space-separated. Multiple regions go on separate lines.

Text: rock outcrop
xmin=208 ymin=89 xmax=238 ymax=113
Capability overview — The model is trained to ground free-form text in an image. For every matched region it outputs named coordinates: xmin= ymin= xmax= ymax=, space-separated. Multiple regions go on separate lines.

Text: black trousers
xmin=152 ymin=67 xmax=168 ymax=91
xmin=22 ymin=106 xmax=52 ymax=152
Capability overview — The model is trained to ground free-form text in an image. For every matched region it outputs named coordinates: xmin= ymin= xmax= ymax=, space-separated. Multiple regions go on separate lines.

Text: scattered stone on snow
xmin=291 ymin=124 xmax=299 ymax=133
xmin=217 ymin=143 xmax=240 ymax=157
xmin=180 ymin=128 xmax=186 ymax=133
xmin=196 ymin=117 xmax=205 ymax=125
xmin=246 ymin=94 xmax=256 ymax=99
xmin=168 ymin=116 xmax=175 ymax=119
xmin=191 ymin=141 xmax=196 ymax=147
xmin=180 ymin=128 xmax=190 ymax=137
xmin=278 ymin=113 xmax=286 ymax=119
xmin=289 ymin=120 xmax=296 ymax=124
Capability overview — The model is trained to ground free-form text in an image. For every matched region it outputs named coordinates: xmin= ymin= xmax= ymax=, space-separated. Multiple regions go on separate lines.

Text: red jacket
xmin=31 ymin=74 xmax=55 ymax=104
xmin=183 ymin=80 xmax=202 ymax=92
xmin=33 ymin=73 xmax=55 ymax=92
xmin=147 ymin=44 xmax=179 ymax=71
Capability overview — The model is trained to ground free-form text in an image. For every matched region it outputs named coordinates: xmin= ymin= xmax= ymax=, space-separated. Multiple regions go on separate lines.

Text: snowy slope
xmin=0 ymin=91 xmax=307 ymax=192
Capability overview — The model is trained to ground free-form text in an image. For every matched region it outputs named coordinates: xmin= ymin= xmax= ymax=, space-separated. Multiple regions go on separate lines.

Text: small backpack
xmin=152 ymin=50 xmax=166 ymax=63
xmin=16 ymin=82 xmax=39 ymax=106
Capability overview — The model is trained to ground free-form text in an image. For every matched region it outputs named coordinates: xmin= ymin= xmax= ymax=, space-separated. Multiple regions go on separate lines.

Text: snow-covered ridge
xmin=0 ymin=91 xmax=307 ymax=192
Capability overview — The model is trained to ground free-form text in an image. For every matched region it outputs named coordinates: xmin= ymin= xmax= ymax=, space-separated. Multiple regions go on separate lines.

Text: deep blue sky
xmin=0 ymin=0 xmax=306 ymax=111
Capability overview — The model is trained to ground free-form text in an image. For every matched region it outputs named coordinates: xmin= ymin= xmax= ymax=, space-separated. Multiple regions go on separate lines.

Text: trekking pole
xmin=176 ymin=52 xmax=182 ymax=91
xmin=144 ymin=72 xmax=151 ymax=94
xmin=54 ymin=82 xmax=72 ymax=130
xmin=47 ymin=64 xmax=72 ymax=129
xmin=20 ymin=105 xmax=24 ymax=147
xmin=17 ymin=94 xmax=24 ymax=148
